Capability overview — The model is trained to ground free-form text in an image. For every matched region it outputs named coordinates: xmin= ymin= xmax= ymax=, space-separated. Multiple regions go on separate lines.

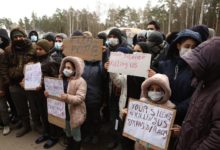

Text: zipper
xmin=174 ymin=65 xmax=179 ymax=80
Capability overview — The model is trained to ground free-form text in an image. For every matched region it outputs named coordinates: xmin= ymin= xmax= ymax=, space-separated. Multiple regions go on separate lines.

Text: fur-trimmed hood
xmin=59 ymin=56 xmax=85 ymax=80
xmin=141 ymin=74 xmax=173 ymax=106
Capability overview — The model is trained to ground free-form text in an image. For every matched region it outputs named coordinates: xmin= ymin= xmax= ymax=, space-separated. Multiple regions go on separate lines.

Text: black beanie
xmin=108 ymin=28 xmax=122 ymax=44
xmin=43 ymin=32 xmax=55 ymax=42
xmin=136 ymin=42 xmax=149 ymax=53
xmin=72 ymin=30 xmax=83 ymax=36
xmin=190 ymin=25 xmax=209 ymax=42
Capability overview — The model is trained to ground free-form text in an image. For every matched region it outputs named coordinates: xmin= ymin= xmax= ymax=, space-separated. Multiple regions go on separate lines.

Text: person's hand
xmin=148 ymin=69 xmax=156 ymax=78
xmin=0 ymin=90 xmax=5 ymax=97
xmin=102 ymin=46 xmax=106 ymax=52
xmin=60 ymin=93 xmax=68 ymax=102
xmin=171 ymin=124 xmax=181 ymax=136
xmin=44 ymin=91 xmax=49 ymax=97
xmin=104 ymin=61 xmax=109 ymax=71
xmin=122 ymin=108 xmax=128 ymax=116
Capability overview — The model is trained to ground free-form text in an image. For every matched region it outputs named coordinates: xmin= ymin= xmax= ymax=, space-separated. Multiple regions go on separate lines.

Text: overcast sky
xmin=0 ymin=0 xmax=158 ymax=23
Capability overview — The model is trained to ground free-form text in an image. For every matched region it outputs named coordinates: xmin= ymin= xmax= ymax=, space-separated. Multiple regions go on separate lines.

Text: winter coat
xmin=59 ymin=56 xmax=87 ymax=128
xmin=158 ymin=58 xmax=194 ymax=124
xmin=50 ymin=48 xmax=65 ymax=65
xmin=176 ymin=37 xmax=220 ymax=150
xmin=135 ymin=74 xmax=175 ymax=150
xmin=82 ymin=61 xmax=103 ymax=106
xmin=1 ymin=39 xmax=35 ymax=85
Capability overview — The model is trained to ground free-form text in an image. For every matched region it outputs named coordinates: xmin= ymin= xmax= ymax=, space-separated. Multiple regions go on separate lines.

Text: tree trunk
xmin=199 ymin=0 xmax=205 ymax=24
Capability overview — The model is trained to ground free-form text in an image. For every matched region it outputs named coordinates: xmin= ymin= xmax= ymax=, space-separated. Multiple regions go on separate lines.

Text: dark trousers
xmin=0 ymin=96 xmax=10 ymax=125
xmin=82 ymin=104 xmax=101 ymax=138
xmin=9 ymin=85 xmax=30 ymax=126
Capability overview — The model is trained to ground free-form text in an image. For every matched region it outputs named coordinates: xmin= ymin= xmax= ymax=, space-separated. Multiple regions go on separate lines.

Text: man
xmin=2 ymin=27 xmax=35 ymax=137
xmin=146 ymin=20 xmax=160 ymax=31
xmin=50 ymin=33 xmax=67 ymax=64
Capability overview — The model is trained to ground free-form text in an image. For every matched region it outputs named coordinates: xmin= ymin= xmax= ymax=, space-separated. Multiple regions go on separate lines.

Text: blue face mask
xmin=54 ymin=42 xmax=63 ymax=50
xmin=30 ymin=35 xmax=37 ymax=42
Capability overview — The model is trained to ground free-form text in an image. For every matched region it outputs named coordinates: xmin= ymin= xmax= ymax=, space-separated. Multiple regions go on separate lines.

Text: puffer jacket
xmin=176 ymin=37 xmax=220 ymax=150
xmin=59 ymin=56 xmax=87 ymax=128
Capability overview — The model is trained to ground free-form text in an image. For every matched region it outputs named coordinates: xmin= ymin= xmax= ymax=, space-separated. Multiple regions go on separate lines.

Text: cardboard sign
xmin=24 ymin=63 xmax=42 ymax=90
xmin=44 ymin=77 xmax=64 ymax=99
xmin=63 ymin=37 xmax=103 ymax=61
xmin=123 ymin=99 xmax=176 ymax=150
xmin=108 ymin=52 xmax=151 ymax=78
xmin=47 ymin=98 xmax=66 ymax=128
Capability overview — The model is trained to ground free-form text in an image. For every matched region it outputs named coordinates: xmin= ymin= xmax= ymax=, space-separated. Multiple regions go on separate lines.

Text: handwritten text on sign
xmin=63 ymin=37 xmax=103 ymax=61
xmin=47 ymin=98 xmax=66 ymax=119
xmin=24 ymin=63 xmax=42 ymax=90
xmin=108 ymin=52 xmax=151 ymax=78
xmin=123 ymin=100 xmax=175 ymax=149
xmin=44 ymin=77 xmax=64 ymax=98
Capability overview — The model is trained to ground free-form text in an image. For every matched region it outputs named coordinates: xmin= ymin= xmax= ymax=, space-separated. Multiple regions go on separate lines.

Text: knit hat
xmin=10 ymin=27 xmax=27 ymax=40
xmin=36 ymin=39 xmax=50 ymax=53
xmin=56 ymin=33 xmax=67 ymax=39
xmin=146 ymin=31 xmax=163 ymax=47
xmin=108 ymin=28 xmax=122 ymax=44
xmin=83 ymin=31 xmax=93 ymax=37
xmin=190 ymin=25 xmax=209 ymax=42
xmin=72 ymin=30 xmax=83 ymax=36
xmin=43 ymin=32 xmax=55 ymax=42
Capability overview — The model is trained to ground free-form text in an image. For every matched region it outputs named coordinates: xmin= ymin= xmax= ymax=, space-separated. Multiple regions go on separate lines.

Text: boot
xmin=16 ymin=122 xmax=31 ymax=137
xmin=73 ymin=140 xmax=81 ymax=150
xmin=64 ymin=137 xmax=74 ymax=150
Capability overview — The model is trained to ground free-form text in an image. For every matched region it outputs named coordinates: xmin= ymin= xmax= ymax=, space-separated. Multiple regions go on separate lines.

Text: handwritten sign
xmin=63 ymin=37 xmax=103 ymax=61
xmin=47 ymin=98 xmax=66 ymax=128
xmin=123 ymin=99 xmax=176 ymax=150
xmin=24 ymin=63 xmax=42 ymax=90
xmin=108 ymin=52 xmax=151 ymax=78
xmin=47 ymin=98 xmax=66 ymax=119
xmin=44 ymin=77 xmax=64 ymax=99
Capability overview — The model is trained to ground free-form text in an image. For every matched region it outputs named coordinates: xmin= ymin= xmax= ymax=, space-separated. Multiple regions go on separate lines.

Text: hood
xmin=182 ymin=37 xmax=220 ymax=83
xmin=167 ymin=29 xmax=201 ymax=59
xmin=0 ymin=29 xmax=10 ymax=49
xmin=59 ymin=56 xmax=85 ymax=80
xmin=141 ymin=74 xmax=171 ymax=104
xmin=10 ymin=27 xmax=27 ymax=40
xmin=108 ymin=28 xmax=122 ymax=44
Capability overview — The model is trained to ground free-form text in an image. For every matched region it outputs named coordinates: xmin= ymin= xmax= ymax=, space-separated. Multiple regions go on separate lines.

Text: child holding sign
xmin=58 ymin=56 xmax=87 ymax=150
xmin=133 ymin=74 xmax=176 ymax=150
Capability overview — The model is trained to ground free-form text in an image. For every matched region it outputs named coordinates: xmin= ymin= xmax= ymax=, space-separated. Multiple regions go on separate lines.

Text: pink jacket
xmin=59 ymin=56 xmax=87 ymax=128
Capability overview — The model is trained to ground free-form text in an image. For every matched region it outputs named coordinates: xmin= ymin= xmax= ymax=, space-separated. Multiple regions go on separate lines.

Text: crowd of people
xmin=0 ymin=20 xmax=220 ymax=150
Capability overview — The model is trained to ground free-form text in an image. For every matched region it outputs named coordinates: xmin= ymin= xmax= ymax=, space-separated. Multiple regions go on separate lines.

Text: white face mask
xmin=55 ymin=42 xmax=63 ymax=50
xmin=30 ymin=35 xmax=37 ymax=42
xmin=148 ymin=91 xmax=164 ymax=102
xmin=179 ymin=48 xmax=192 ymax=58
xmin=108 ymin=38 xmax=119 ymax=47
xmin=63 ymin=68 xmax=74 ymax=77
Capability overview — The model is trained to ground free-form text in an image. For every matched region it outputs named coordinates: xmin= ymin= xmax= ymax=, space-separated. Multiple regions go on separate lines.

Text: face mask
xmin=63 ymin=68 xmax=74 ymax=77
xmin=148 ymin=91 xmax=164 ymax=102
xmin=108 ymin=38 xmax=119 ymax=47
xmin=179 ymin=48 xmax=192 ymax=58
xmin=54 ymin=42 xmax=63 ymax=50
xmin=30 ymin=35 xmax=37 ymax=42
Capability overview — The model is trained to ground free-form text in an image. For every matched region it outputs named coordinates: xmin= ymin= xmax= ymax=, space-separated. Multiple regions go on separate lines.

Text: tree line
xmin=0 ymin=0 xmax=219 ymax=36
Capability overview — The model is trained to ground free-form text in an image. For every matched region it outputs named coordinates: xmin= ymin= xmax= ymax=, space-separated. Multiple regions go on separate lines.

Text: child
xmin=58 ymin=56 xmax=87 ymax=150
xmin=134 ymin=73 xmax=176 ymax=150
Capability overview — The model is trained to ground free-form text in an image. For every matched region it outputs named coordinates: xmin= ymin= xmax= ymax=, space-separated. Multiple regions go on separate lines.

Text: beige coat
xmin=59 ymin=56 xmax=87 ymax=128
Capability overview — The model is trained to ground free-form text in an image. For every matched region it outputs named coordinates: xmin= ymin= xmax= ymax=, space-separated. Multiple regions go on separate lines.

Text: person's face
xmin=64 ymin=62 xmax=75 ymax=71
xmin=13 ymin=35 xmax=25 ymax=41
xmin=36 ymin=46 xmax=47 ymax=56
xmin=148 ymin=84 xmax=163 ymax=92
xmin=55 ymin=37 xmax=63 ymax=43
xmin=133 ymin=44 xmax=143 ymax=52
xmin=108 ymin=35 xmax=117 ymax=39
xmin=177 ymin=39 xmax=197 ymax=50
xmin=147 ymin=24 xmax=156 ymax=31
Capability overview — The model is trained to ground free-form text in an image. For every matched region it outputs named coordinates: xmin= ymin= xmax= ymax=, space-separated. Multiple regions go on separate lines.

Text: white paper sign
xmin=44 ymin=77 xmax=64 ymax=98
xmin=47 ymin=98 xmax=66 ymax=119
xmin=24 ymin=63 xmax=42 ymax=90
xmin=108 ymin=52 xmax=151 ymax=78
xmin=123 ymin=99 xmax=176 ymax=150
